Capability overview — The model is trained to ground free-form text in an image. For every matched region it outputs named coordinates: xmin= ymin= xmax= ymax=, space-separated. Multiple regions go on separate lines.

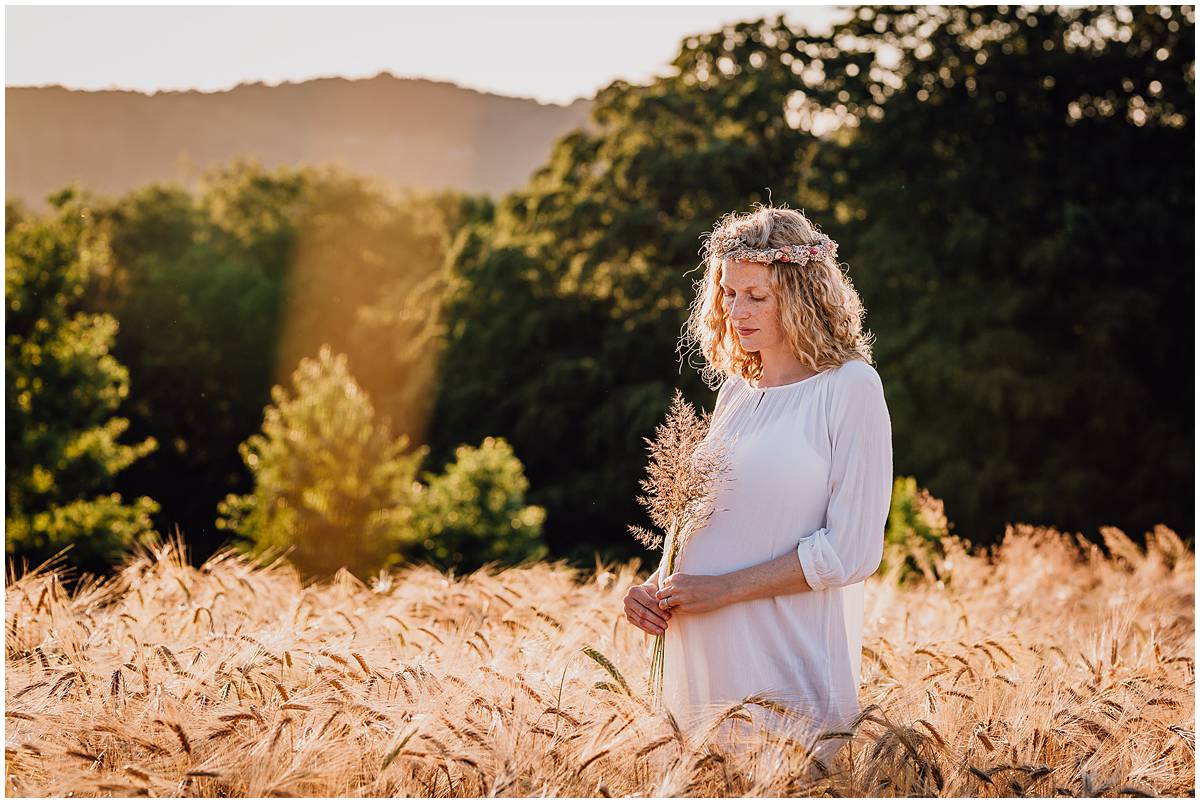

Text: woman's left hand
xmin=655 ymin=573 xmax=732 ymax=615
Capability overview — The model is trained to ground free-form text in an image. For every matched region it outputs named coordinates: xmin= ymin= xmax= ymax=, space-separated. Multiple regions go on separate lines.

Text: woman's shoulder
xmin=716 ymin=372 xmax=746 ymax=397
xmin=824 ymin=360 xmax=886 ymax=416
xmin=828 ymin=358 xmax=882 ymax=388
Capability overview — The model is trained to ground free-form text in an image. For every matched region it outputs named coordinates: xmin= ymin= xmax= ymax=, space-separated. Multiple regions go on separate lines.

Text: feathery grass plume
xmin=627 ymin=388 xmax=731 ymax=710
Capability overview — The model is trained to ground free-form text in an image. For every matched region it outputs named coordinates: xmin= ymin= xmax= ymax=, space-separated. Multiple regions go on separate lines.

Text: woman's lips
xmin=736 ymin=327 xmax=758 ymax=335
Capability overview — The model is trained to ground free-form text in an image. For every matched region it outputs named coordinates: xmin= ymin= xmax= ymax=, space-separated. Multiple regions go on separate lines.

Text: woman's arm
xmin=654 ymin=552 xmax=811 ymax=613
xmin=720 ymin=551 xmax=813 ymax=604
xmin=792 ymin=363 xmax=892 ymax=592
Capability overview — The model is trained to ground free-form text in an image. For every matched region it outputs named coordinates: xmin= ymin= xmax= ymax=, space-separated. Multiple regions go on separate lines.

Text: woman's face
xmin=720 ymin=259 xmax=784 ymax=352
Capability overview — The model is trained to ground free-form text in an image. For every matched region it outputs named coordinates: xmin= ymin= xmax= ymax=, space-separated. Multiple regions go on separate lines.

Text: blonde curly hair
xmin=679 ymin=203 xmax=875 ymax=390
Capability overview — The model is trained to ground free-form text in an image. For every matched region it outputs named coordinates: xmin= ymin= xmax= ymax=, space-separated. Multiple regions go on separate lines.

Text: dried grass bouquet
xmin=628 ymin=388 xmax=731 ymax=709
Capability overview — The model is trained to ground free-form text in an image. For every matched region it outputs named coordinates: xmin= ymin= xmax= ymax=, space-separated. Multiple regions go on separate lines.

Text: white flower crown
xmin=704 ymin=232 xmax=839 ymax=267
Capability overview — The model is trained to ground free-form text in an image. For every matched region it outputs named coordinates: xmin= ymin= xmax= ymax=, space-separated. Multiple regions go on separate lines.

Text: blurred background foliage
xmin=6 ymin=192 xmax=160 ymax=575
xmin=5 ymin=5 xmax=1193 ymax=581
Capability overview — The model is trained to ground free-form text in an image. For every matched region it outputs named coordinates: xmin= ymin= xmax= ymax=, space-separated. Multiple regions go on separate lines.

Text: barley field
xmin=5 ymin=524 xmax=1194 ymax=797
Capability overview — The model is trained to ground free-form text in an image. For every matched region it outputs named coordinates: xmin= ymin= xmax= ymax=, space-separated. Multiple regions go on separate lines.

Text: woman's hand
xmin=655 ymin=573 xmax=732 ymax=615
xmin=623 ymin=579 xmax=672 ymax=636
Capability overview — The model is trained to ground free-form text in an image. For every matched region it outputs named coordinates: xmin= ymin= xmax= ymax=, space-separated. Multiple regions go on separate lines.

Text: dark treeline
xmin=5 ymin=5 xmax=1193 ymax=579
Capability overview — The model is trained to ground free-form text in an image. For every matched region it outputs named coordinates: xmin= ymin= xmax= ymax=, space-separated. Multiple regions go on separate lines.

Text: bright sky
xmin=4 ymin=4 xmax=852 ymax=105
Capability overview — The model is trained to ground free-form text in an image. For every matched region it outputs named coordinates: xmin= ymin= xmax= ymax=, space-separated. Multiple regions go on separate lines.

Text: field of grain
xmin=5 ymin=523 xmax=1194 ymax=797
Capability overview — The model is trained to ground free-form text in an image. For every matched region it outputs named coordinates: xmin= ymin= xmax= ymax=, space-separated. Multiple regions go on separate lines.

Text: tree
xmin=429 ymin=6 xmax=1193 ymax=562
xmin=5 ymin=187 xmax=159 ymax=575
xmin=82 ymin=171 xmax=291 ymax=561
xmin=216 ymin=346 xmax=426 ymax=579
xmin=787 ymin=5 xmax=1194 ymax=541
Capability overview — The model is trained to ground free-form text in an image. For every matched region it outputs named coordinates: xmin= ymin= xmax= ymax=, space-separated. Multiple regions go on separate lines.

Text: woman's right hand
xmin=623 ymin=579 xmax=672 ymax=636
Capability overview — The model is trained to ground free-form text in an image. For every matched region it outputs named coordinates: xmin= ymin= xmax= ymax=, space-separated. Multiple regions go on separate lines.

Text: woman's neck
xmin=755 ymin=353 xmax=818 ymax=388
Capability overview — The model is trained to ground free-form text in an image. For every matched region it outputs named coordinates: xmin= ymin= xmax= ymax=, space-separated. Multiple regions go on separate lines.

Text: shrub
xmin=882 ymin=476 xmax=952 ymax=586
xmin=409 ymin=436 xmax=547 ymax=572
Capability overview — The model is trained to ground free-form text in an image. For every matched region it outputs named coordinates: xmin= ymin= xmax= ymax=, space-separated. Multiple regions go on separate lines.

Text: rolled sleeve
xmin=796 ymin=362 xmax=893 ymax=592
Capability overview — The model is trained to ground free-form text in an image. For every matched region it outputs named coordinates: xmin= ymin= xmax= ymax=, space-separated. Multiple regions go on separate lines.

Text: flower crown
xmin=704 ymin=232 xmax=839 ymax=267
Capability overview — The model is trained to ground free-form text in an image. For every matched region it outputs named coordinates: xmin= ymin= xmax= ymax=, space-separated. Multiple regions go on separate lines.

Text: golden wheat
xmin=4 ymin=523 xmax=1193 ymax=796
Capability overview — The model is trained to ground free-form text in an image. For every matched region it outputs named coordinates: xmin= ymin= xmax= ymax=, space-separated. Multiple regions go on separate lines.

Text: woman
xmin=622 ymin=204 xmax=893 ymax=774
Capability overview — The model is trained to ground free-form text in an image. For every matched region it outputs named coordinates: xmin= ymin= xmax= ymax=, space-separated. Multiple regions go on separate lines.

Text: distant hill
xmin=5 ymin=72 xmax=595 ymax=208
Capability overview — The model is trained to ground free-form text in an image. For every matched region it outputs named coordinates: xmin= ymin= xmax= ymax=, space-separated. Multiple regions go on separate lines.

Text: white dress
xmin=659 ymin=358 xmax=893 ymax=769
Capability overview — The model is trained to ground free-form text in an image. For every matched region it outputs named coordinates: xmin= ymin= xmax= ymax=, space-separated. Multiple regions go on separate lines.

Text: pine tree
xmin=216 ymin=345 xmax=427 ymax=579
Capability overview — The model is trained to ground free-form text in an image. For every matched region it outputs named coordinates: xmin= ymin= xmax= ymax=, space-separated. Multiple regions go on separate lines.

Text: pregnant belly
xmin=677 ymin=508 xmax=815 ymax=576
xmin=666 ymin=599 xmax=833 ymax=716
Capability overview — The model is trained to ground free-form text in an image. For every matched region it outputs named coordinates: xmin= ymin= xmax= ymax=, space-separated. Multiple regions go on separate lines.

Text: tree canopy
xmin=428 ymin=5 xmax=1193 ymax=563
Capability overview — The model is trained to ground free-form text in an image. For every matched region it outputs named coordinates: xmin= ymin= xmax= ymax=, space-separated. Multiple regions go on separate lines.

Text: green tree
xmin=409 ymin=436 xmax=548 ymax=572
xmin=5 ymin=187 xmax=159 ymax=575
xmin=216 ymin=346 xmax=427 ymax=579
xmin=788 ymin=5 xmax=1194 ymax=542
xmin=430 ymin=5 xmax=1193 ymax=563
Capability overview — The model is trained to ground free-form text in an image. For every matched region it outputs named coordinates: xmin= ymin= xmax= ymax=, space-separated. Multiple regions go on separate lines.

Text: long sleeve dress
xmin=659 ymin=358 xmax=893 ymax=768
